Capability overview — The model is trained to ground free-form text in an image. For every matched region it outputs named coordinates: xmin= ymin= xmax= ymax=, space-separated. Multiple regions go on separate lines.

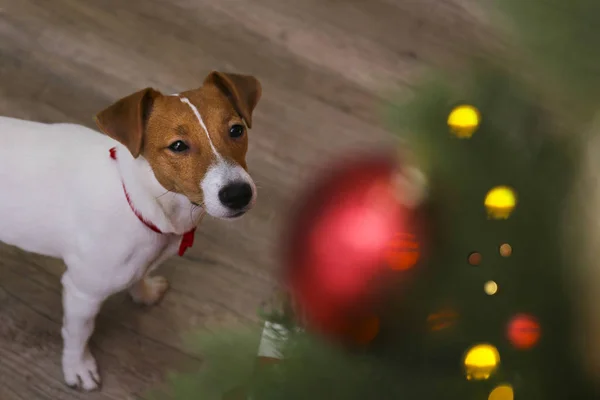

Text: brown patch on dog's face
xmin=95 ymin=71 xmax=262 ymax=214
xmin=142 ymin=85 xmax=249 ymax=204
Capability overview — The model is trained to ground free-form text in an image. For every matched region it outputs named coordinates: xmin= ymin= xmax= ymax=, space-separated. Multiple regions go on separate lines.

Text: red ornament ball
xmin=507 ymin=313 xmax=541 ymax=350
xmin=284 ymin=153 xmax=423 ymax=339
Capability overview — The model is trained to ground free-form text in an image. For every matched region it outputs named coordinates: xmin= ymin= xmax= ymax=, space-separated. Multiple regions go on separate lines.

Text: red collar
xmin=110 ymin=147 xmax=196 ymax=256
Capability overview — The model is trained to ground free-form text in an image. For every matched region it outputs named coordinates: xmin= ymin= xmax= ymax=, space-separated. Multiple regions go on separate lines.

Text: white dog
xmin=0 ymin=71 xmax=261 ymax=391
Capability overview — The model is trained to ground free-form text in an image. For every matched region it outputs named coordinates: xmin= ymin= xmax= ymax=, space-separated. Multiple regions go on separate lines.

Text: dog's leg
xmin=60 ymin=273 xmax=106 ymax=391
xmin=129 ymin=275 xmax=169 ymax=306
xmin=128 ymin=241 xmax=178 ymax=306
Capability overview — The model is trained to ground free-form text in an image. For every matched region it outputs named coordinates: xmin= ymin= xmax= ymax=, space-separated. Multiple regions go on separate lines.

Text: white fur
xmin=202 ymin=162 xmax=257 ymax=218
xmin=0 ymin=116 xmax=205 ymax=390
xmin=179 ymin=96 xmax=220 ymax=158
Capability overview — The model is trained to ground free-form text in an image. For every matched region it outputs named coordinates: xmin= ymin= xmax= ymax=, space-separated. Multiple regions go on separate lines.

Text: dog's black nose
xmin=218 ymin=182 xmax=253 ymax=210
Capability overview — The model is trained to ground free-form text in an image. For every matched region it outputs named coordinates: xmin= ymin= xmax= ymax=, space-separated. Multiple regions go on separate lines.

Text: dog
xmin=0 ymin=71 xmax=262 ymax=391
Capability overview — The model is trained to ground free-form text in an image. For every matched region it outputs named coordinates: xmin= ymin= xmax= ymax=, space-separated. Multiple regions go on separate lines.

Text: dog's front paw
xmin=63 ymin=349 xmax=101 ymax=391
xmin=129 ymin=275 xmax=169 ymax=306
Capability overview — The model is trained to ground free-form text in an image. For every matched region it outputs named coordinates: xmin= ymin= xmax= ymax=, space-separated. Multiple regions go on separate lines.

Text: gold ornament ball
xmin=484 ymin=186 xmax=517 ymax=219
xmin=484 ymin=281 xmax=498 ymax=295
xmin=463 ymin=343 xmax=501 ymax=380
xmin=488 ymin=384 xmax=514 ymax=400
xmin=448 ymin=105 xmax=481 ymax=138
xmin=499 ymin=243 xmax=512 ymax=257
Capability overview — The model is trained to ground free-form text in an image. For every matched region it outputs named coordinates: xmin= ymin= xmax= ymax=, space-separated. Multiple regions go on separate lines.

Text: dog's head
xmin=95 ymin=71 xmax=262 ymax=219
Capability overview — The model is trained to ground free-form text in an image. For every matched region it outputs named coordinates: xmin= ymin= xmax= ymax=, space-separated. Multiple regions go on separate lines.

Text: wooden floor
xmin=0 ymin=0 xmax=494 ymax=398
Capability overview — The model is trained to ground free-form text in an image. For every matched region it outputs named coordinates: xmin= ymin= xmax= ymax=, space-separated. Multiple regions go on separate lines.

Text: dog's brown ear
xmin=94 ymin=88 xmax=162 ymax=158
xmin=204 ymin=71 xmax=262 ymax=128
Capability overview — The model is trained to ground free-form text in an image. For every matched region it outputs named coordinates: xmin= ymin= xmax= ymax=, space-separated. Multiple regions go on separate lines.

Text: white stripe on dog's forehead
xmin=178 ymin=96 xmax=221 ymax=160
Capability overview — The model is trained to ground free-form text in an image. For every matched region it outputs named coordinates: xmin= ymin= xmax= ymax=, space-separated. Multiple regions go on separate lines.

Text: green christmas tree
xmin=151 ymin=1 xmax=600 ymax=399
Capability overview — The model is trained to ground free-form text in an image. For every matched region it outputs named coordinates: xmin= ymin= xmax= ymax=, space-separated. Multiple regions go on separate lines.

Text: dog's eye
xmin=168 ymin=140 xmax=189 ymax=152
xmin=229 ymin=124 xmax=245 ymax=139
